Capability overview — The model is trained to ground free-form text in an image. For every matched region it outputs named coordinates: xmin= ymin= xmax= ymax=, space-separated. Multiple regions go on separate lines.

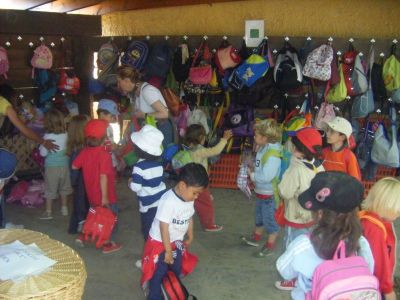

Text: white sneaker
xmin=61 ymin=206 xmax=68 ymax=216
xmin=5 ymin=222 xmax=24 ymax=229
xmin=135 ymin=259 xmax=142 ymax=269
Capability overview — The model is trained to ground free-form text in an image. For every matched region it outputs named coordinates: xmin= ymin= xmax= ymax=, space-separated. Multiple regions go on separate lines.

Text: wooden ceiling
xmin=0 ymin=0 xmax=244 ymax=15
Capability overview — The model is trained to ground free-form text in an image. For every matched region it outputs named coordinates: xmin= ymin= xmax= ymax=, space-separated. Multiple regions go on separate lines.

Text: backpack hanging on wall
xmin=145 ymin=42 xmax=173 ymax=79
xmin=274 ymin=43 xmax=303 ymax=91
xmin=0 ymin=46 xmax=10 ymax=79
xmin=34 ymin=69 xmax=58 ymax=111
xmin=97 ymin=41 xmax=119 ymax=88
xmin=31 ymin=44 xmax=53 ymax=78
xmin=121 ymin=40 xmax=149 ymax=70
xmin=302 ymin=44 xmax=334 ymax=81
xmin=172 ymin=43 xmax=191 ymax=83
xmin=383 ymin=43 xmax=400 ymax=92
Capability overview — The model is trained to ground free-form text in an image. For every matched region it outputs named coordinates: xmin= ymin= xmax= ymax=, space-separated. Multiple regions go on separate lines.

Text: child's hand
xmin=101 ymin=198 xmax=109 ymax=207
xmin=164 ymin=250 xmax=174 ymax=264
xmin=223 ymin=130 xmax=233 ymax=140
xmin=184 ymin=237 xmax=193 ymax=247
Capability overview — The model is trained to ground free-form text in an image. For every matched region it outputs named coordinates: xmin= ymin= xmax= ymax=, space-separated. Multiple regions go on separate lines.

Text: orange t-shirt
xmin=322 ymin=147 xmax=361 ymax=181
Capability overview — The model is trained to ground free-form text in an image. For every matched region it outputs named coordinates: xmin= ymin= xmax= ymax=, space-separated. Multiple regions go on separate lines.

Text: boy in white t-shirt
xmin=140 ymin=163 xmax=209 ymax=300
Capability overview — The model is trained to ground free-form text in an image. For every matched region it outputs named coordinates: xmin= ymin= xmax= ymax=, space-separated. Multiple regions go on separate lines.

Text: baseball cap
xmin=84 ymin=119 xmax=108 ymax=139
xmin=325 ymin=117 xmax=352 ymax=139
xmin=131 ymin=125 xmax=164 ymax=156
xmin=98 ymin=99 xmax=119 ymax=116
xmin=299 ymin=171 xmax=364 ymax=213
xmin=0 ymin=148 xmax=17 ymax=179
xmin=295 ymin=127 xmax=322 ymax=154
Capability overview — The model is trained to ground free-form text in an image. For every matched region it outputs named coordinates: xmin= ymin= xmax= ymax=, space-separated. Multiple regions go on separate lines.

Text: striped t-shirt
xmin=129 ymin=159 xmax=166 ymax=213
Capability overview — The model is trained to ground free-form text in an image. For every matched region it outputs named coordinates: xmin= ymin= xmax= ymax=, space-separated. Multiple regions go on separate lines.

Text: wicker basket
xmin=0 ymin=229 xmax=86 ymax=300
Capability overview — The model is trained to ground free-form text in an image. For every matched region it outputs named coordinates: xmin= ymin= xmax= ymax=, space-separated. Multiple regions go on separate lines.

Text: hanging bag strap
xmin=191 ymin=41 xmax=205 ymax=68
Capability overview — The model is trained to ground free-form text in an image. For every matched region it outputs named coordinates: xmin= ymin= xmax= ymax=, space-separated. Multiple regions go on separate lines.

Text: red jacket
xmin=360 ymin=211 xmax=396 ymax=294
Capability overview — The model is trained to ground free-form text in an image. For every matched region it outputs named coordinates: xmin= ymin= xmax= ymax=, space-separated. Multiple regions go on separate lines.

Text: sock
xmin=253 ymin=233 xmax=262 ymax=241
xmin=266 ymin=241 xmax=275 ymax=250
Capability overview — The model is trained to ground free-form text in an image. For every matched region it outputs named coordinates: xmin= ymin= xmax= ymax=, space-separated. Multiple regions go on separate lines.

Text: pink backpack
xmin=6 ymin=181 xmax=30 ymax=203
xmin=306 ymin=240 xmax=381 ymax=300
xmin=31 ymin=45 xmax=53 ymax=73
xmin=0 ymin=46 xmax=9 ymax=79
xmin=20 ymin=180 xmax=45 ymax=207
xmin=314 ymin=102 xmax=335 ymax=130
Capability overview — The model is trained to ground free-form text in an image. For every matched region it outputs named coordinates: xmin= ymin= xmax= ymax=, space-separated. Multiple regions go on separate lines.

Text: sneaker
xmin=204 ymin=225 xmax=223 ymax=232
xmin=102 ymin=242 xmax=122 ymax=254
xmin=241 ymin=235 xmax=260 ymax=247
xmin=77 ymin=220 xmax=85 ymax=233
xmin=61 ymin=206 xmax=68 ymax=216
xmin=255 ymin=245 xmax=273 ymax=258
xmin=274 ymin=279 xmax=296 ymax=291
xmin=39 ymin=211 xmax=53 ymax=220
xmin=4 ymin=222 xmax=24 ymax=229
xmin=75 ymin=235 xmax=85 ymax=248
xmin=135 ymin=259 xmax=142 ymax=269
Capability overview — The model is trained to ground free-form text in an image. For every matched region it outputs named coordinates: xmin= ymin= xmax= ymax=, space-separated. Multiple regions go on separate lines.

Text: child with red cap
xmin=72 ymin=119 xmax=122 ymax=254
xmin=275 ymin=127 xmax=325 ymax=291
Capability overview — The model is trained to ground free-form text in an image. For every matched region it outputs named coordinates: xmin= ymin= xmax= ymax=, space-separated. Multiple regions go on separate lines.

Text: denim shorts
xmin=254 ymin=197 xmax=279 ymax=234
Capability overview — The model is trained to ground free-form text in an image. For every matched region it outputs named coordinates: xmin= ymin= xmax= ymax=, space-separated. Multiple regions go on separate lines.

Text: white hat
xmin=325 ymin=117 xmax=352 ymax=140
xmin=131 ymin=125 xmax=164 ymax=156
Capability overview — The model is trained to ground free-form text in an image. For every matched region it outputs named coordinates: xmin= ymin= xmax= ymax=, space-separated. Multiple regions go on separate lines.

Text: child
xmin=276 ymin=171 xmax=374 ymax=299
xmin=66 ymin=115 xmax=90 ymax=234
xmin=241 ymin=119 xmax=282 ymax=257
xmin=322 ymin=116 xmax=361 ymax=180
xmin=129 ymin=124 xmax=166 ymax=240
xmin=72 ymin=119 xmax=122 ymax=254
xmin=39 ymin=109 xmax=72 ymax=220
xmin=184 ymin=124 xmax=233 ymax=232
xmin=275 ymin=127 xmax=324 ymax=290
xmin=360 ymin=177 xmax=400 ymax=300
xmin=141 ymin=163 xmax=208 ymax=300
xmin=0 ymin=148 xmax=17 ymax=228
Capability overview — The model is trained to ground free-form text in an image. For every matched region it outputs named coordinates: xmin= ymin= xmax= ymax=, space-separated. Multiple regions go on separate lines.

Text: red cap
xmin=84 ymin=119 xmax=108 ymax=139
xmin=296 ymin=127 xmax=322 ymax=154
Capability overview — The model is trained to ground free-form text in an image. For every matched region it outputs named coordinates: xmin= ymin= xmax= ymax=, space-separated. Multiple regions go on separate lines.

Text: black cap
xmin=299 ymin=171 xmax=364 ymax=213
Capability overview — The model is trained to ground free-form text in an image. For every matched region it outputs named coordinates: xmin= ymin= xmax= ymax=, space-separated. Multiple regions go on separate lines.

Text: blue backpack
xmin=121 ymin=40 xmax=149 ymax=70
xmin=34 ymin=69 xmax=58 ymax=111
xmin=145 ymin=42 xmax=172 ymax=78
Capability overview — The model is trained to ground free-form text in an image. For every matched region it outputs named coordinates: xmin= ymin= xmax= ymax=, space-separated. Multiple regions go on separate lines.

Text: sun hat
xmin=131 ymin=125 xmax=164 ymax=156
xmin=325 ymin=117 xmax=352 ymax=141
xmin=0 ymin=148 xmax=17 ymax=179
xmin=98 ymin=99 xmax=119 ymax=116
xmin=84 ymin=119 xmax=108 ymax=139
xmin=295 ymin=127 xmax=322 ymax=154
xmin=299 ymin=171 xmax=364 ymax=213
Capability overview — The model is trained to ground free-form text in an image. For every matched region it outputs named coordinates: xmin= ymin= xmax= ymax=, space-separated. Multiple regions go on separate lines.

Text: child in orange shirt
xmin=322 ymin=117 xmax=361 ymax=180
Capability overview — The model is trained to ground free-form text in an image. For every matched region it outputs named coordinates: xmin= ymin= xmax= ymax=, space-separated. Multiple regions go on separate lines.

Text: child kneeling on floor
xmin=141 ymin=163 xmax=208 ymax=300
xmin=72 ymin=119 xmax=122 ymax=254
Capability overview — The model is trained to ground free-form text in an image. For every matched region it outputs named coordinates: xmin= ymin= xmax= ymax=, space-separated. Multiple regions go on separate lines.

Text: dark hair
xmin=134 ymin=144 xmax=160 ymax=161
xmin=97 ymin=108 xmax=111 ymax=117
xmin=310 ymin=209 xmax=362 ymax=260
xmin=0 ymin=84 xmax=16 ymax=100
xmin=86 ymin=136 xmax=105 ymax=147
xmin=291 ymin=136 xmax=323 ymax=160
xmin=178 ymin=163 xmax=209 ymax=188
xmin=185 ymin=124 xmax=206 ymax=146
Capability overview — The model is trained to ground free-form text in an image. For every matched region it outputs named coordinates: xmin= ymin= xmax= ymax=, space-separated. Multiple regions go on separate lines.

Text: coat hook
xmin=328 ymin=37 xmax=333 ymax=42
xmin=17 ymin=36 xmax=22 ymax=41
xmin=346 ymin=96 xmax=351 ymax=100
xmin=393 ymin=39 xmax=398 ymax=44
xmin=380 ymin=52 xmax=385 ymax=57
xmin=165 ymin=35 xmax=169 ymax=40
xmin=50 ymin=42 xmax=55 ymax=48
xmin=370 ymin=38 xmax=376 ymax=44
xmin=60 ymin=37 xmax=65 ymax=43
xmin=273 ymin=105 xmax=279 ymax=110
xmin=359 ymin=52 xmax=364 ymax=57
xmin=28 ymin=42 xmax=34 ymax=48
xmin=242 ymin=36 xmax=246 ymax=40
xmin=388 ymin=97 xmax=393 ymax=102
xmin=146 ymin=35 xmax=150 ymax=40
xmin=128 ymin=36 xmax=132 ymax=41
xmin=305 ymin=93 xmax=309 ymax=98
xmin=222 ymin=35 xmax=228 ymax=40
xmin=110 ymin=36 xmax=114 ymax=41
xmin=39 ymin=36 xmax=44 ymax=42
xmin=264 ymin=36 xmax=268 ymax=40
xmin=284 ymin=93 xmax=288 ymax=98
xmin=295 ymin=105 xmax=300 ymax=109
xmin=284 ymin=36 xmax=290 ymax=42
xmin=212 ymin=48 xmax=217 ymax=53
xmin=349 ymin=37 xmax=354 ymax=43
xmin=5 ymin=41 xmax=11 ymax=47
xmin=334 ymin=106 xmax=340 ymax=111
xmin=183 ymin=35 xmax=188 ymax=40
xmin=19 ymin=94 xmax=24 ymax=99
xmin=273 ymin=49 xmax=278 ymax=54
xmin=376 ymin=109 xmax=382 ymax=114
xmin=203 ymin=35 xmax=208 ymax=40
xmin=337 ymin=51 xmax=342 ymax=56
xmin=314 ymin=105 xmax=319 ymax=110
xmin=306 ymin=36 xmax=312 ymax=41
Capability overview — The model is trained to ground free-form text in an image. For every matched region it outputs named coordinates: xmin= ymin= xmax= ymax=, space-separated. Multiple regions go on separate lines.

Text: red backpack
xmin=83 ymin=207 xmax=117 ymax=248
xmin=161 ymin=271 xmax=197 ymax=300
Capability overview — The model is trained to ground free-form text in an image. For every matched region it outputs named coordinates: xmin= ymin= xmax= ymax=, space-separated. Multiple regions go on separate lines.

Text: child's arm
xmin=345 ymin=150 xmax=362 ymax=181
xmin=160 ymin=221 xmax=174 ymax=264
xmin=100 ymin=174 xmax=109 ymax=206
xmin=129 ymin=166 xmax=143 ymax=192
xmin=184 ymin=218 xmax=194 ymax=246
xmin=193 ymin=130 xmax=233 ymax=159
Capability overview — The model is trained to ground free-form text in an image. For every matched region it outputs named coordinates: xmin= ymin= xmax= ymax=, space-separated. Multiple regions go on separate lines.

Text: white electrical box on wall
xmin=245 ymin=20 xmax=264 ymax=47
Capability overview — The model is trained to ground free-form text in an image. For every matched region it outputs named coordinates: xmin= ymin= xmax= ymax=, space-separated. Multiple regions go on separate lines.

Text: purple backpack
xmin=224 ymin=104 xmax=254 ymax=137
xmin=306 ymin=239 xmax=380 ymax=300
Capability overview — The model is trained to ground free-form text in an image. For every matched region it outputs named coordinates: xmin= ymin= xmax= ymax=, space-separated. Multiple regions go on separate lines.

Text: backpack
xmin=172 ymin=43 xmax=191 ymax=83
xmin=0 ymin=46 xmax=9 ymax=79
xmin=383 ymin=54 xmax=400 ymax=92
xmin=274 ymin=45 xmax=303 ymax=91
xmin=121 ymin=40 xmax=149 ymax=70
xmin=145 ymin=42 xmax=173 ymax=79
xmin=302 ymin=44 xmax=334 ymax=81
xmin=33 ymin=69 xmax=58 ymax=110
xmin=306 ymin=239 xmax=380 ymax=300
xmin=314 ymin=102 xmax=336 ymax=129
xmin=171 ymin=147 xmax=193 ymax=171
xmin=97 ymin=42 xmax=119 ymax=88
xmin=223 ymin=104 xmax=254 ymax=137
xmin=350 ymin=54 xmax=368 ymax=95
xmin=31 ymin=45 xmax=53 ymax=73
xmin=229 ymin=54 xmax=269 ymax=89
xmin=161 ymin=270 xmax=197 ymax=300
xmin=83 ymin=207 xmax=117 ymax=248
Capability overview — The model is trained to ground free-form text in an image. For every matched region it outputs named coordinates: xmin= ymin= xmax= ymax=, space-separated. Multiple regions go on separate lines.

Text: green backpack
xmin=171 ymin=148 xmax=193 ymax=171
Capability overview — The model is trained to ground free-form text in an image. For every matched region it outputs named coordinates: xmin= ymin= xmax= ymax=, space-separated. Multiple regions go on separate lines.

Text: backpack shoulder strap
xmin=261 ymin=148 xmax=282 ymax=166
xmin=359 ymin=211 xmax=388 ymax=241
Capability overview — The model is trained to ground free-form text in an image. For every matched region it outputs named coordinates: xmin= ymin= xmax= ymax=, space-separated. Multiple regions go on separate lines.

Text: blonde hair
xmin=44 ymin=109 xmax=65 ymax=134
xmin=117 ymin=65 xmax=143 ymax=83
xmin=362 ymin=177 xmax=400 ymax=220
xmin=254 ymin=119 xmax=282 ymax=144
xmin=66 ymin=115 xmax=89 ymax=156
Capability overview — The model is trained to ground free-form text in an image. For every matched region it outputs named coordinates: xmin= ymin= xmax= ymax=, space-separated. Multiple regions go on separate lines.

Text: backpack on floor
xmin=305 ymin=239 xmax=380 ymax=300
xmin=121 ymin=40 xmax=149 ymax=70
xmin=161 ymin=271 xmax=197 ymax=300
xmin=0 ymin=46 xmax=9 ymax=79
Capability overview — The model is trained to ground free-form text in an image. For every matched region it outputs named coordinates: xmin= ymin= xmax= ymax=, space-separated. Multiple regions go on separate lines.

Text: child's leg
xmin=262 ymin=198 xmax=279 ymax=249
xmin=59 ymin=167 xmax=73 ymax=215
xmin=140 ymin=207 xmax=157 ymax=241
xmin=254 ymin=199 xmax=265 ymax=236
xmin=194 ymin=188 xmax=216 ymax=230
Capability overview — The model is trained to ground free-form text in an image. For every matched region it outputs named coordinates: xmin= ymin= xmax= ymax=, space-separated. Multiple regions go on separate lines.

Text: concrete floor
xmin=9 ymin=176 xmax=395 ymax=300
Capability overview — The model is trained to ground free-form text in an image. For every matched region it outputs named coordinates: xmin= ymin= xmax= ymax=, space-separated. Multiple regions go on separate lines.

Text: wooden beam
xmin=0 ymin=0 xmax=52 ymax=10
xmin=69 ymin=0 xmax=246 ymax=15
xmin=0 ymin=9 xmax=101 ymax=36
xmin=29 ymin=0 xmax=103 ymax=13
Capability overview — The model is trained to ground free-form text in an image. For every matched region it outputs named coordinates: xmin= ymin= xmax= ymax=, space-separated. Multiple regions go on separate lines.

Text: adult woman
xmin=117 ymin=65 xmax=173 ymax=148
xmin=0 ymin=84 xmax=57 ymax=151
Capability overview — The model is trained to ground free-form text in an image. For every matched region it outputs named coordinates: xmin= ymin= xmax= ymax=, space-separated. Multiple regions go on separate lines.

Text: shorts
xmin=44 ymin=166 xmax=73 ymax=200
xmin=254 ymin=196 xmax=279 ymax=234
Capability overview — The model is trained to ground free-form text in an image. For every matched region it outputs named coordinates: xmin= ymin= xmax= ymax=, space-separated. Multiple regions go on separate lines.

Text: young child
xmin=66 ymin=115 xmax=89 ymax=234
xmin=184 ymin=124 xmax=233 ymax=232
xmin=129 ymin=124 xmax=166 ymax=240
xmin=39 ymin=109 xmax=72 ymax=220
xmin=241 ymin=119 xmax=282 ymax=257
xmin=141 ymin=163 xmax=209 ymax=300
xmin=275 ymin=127 xmax=324 ymax=290
xmin=0 ymin=148 xmax=17 ymax=228
xmin=276 ymin=171 xmax=374 ymax=299
xmin=322 ymin=116 xmax=361 ymax=180
xmin=360 ymin=177 xmax=400 ymax=300
xmin=72 ymin=119 xmax=122 ymax=254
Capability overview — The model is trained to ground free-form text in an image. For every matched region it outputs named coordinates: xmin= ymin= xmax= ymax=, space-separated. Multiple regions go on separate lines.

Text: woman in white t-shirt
xmin=117 ymin=66 xmax=173 ymax=148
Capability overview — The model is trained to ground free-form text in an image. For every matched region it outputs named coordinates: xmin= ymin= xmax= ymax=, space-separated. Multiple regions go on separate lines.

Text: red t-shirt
xmin=72 ymin=146 xmax=117 ymax=207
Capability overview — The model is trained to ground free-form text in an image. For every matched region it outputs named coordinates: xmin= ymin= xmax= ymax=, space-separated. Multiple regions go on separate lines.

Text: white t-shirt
xmin=135 ymin=83 xmax=167 ymax=114
xmin=149 ymin=188 xmax=194 ymax=242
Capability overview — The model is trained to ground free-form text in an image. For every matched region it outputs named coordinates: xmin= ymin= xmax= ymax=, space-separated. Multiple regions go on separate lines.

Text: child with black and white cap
xmin=322 ymin=116 xmax=361 ymax=180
